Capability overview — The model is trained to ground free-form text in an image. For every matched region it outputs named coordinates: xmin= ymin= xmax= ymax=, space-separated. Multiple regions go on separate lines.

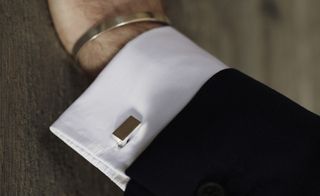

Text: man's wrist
xmin=77 ymin=22 xmax=163 ymax=76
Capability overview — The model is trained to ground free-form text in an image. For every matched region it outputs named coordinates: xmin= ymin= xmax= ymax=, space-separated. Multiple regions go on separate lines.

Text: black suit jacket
xmin=124 ymin=69 xmax=320 ymax=196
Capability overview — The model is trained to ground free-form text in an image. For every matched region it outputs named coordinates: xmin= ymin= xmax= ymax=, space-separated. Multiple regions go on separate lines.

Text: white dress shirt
xmin=50 ymin=26 xmax=228 ymax=190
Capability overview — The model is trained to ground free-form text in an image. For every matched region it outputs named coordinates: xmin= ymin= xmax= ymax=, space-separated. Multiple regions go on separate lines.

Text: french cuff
xmin=50 ymin=26 xmax=227 ymax=190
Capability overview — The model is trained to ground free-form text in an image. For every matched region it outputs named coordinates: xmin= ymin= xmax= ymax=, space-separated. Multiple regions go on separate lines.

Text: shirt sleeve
xmin=49 ymin=26 xmax=228 ymax=190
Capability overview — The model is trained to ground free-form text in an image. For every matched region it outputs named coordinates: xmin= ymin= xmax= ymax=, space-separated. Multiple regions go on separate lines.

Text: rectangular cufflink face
xmin=112 ymin=116 xmax=141 ymax=147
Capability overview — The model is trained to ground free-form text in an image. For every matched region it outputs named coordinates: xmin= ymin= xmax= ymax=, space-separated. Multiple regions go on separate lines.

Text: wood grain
xmin=1 ymin=0 xmax=320 ymax=195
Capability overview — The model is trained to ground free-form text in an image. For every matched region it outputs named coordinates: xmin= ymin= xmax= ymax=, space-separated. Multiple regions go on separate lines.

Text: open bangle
xmin=72 ymin=12 xmax=171 ymax=59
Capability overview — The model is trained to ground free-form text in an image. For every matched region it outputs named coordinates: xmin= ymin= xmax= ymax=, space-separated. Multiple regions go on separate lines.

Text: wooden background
xmin=1 ymin=0 xmax=320 ymax=195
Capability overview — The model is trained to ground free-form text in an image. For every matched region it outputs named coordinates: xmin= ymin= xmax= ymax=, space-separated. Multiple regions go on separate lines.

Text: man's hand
xmin=48 ymin=0 xmax=165 ymax=76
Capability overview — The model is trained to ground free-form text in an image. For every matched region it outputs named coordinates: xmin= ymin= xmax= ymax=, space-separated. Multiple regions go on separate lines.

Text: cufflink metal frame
xmin=112 ymin=115 xmax=141 ymax=147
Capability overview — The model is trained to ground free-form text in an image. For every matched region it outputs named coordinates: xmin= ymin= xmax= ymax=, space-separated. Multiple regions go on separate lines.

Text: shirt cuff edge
xmin=49 ymin=126 xmax=129 ymax=191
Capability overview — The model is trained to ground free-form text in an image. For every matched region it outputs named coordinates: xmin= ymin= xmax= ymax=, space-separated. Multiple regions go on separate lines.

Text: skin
xmin=48 ymin=0 xmax=165 ymax=76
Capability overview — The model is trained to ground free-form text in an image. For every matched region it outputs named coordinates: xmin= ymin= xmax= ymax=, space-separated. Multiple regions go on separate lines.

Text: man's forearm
xmin=48 ymin=0 xmax=165 ymax=76
xmin=77 ymin=22 xmax=163 ymax=76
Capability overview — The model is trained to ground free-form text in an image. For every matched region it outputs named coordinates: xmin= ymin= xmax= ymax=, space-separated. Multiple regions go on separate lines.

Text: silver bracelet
xmin=72 ymin=12 xmax=171 ymax=59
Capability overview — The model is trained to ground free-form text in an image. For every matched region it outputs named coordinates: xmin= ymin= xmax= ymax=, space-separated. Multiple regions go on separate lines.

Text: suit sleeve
xmin=124 ymin=69 xmax=320 ymax=196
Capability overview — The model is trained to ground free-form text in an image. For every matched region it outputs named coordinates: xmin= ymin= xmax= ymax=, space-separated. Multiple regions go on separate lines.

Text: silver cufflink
xmin=112 ymin=115 xmax=141 ymax=147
